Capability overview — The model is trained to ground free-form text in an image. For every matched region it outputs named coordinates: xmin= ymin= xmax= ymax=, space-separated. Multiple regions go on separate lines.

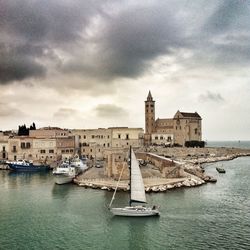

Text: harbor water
xmin=0 ymin=156 xmax=250 ymax=249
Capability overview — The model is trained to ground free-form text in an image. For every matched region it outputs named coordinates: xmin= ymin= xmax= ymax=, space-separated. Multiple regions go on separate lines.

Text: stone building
xmin=145 ymin=91 xmax=202 ymax=146
xmin=0 ymin=132 xmax=8 ymax=160
xmin=71 ymin=127 xmax=144 ymax=160
xmin=7 ymin=127 xmax=75 ymax=162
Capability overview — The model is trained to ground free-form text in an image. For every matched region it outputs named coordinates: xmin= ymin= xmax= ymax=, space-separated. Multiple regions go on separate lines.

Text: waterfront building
xmin=7 ymin=128 xmax=75 ymax=162
xmin=0 ymin=132 xmax=8 ymax=160
xmin=145 ymin=91 xmax=202 ymax=146
xmin=71 ymin=127 xmax=144 ymax=160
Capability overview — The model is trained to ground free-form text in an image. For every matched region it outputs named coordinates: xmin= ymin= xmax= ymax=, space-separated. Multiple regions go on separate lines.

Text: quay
xmin=74 ymin=147 xmax=250 ymax=192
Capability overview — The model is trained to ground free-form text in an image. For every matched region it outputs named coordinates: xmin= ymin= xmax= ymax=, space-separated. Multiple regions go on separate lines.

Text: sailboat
xmin=109 ymin=147 xmax=160 ymax=217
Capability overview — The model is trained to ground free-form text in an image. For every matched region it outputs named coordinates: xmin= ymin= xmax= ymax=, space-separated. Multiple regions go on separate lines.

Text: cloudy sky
xmin=1 ymin=0 xmax=250 ymax=140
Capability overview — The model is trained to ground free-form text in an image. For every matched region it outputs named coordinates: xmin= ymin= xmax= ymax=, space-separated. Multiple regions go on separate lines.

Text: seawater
xmin=0 ymin=157 xmax=250 ymax=250
xmin=206 ymin=140 xmax=250 ymax=149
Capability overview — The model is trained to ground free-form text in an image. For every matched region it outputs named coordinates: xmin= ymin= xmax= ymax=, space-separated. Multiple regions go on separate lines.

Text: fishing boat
xmin=109 ymin=147 xmax=160 ymax=217
xmin=52 ymin=161 xmax=76 ymax=185
xmin=8 ymin=160 xmax=50 ymax=172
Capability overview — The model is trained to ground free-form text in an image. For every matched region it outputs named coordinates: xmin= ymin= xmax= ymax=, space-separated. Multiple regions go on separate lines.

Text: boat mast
xmin=108 ymin=162 xmax=126 ymax=208
xmin=129 ymin=146 xmax=132 ymax=207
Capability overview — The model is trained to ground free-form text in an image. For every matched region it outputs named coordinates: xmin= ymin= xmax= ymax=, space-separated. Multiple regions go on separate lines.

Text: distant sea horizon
xmin=206 ymin=140 xmax=250 ymax=149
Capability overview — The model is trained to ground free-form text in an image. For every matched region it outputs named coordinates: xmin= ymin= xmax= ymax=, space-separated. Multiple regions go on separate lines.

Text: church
xmin=144 ymin=91 xmax=202 ymax=146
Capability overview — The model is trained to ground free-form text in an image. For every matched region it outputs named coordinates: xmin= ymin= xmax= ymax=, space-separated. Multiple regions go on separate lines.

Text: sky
xmin=0 ymin=0 xmax=250 ymax=140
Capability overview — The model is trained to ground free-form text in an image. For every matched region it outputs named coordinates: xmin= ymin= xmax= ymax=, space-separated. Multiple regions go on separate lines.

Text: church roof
xmin=179 ymin=112 xmax=201 ymax=118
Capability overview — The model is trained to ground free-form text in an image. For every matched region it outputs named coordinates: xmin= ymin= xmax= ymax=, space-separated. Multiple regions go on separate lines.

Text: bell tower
xmin=144 ymin=91 xmax=155 ymax=145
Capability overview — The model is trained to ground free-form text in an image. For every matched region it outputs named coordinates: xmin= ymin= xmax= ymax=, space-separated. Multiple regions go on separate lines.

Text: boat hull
xmin=53 ymin=175 xmax=74 ymax=185
xmin=110 ymin=207 xmax=160 ymax=217
xmin=8 ymin=163 xmax=50 ymax=172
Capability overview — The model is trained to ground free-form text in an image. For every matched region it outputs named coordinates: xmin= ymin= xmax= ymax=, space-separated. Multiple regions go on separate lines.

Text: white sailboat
xmin=109 ymin=147 xmax=160 ymax=217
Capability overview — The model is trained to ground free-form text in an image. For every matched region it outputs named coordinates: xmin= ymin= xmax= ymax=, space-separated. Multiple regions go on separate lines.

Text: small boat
xmin=109 ymin=147 xmax=160 ymax=217
xmin=52 ymin=161 xmax=76 ymax=185
xmin=8 ymin=160 xmax=50 ymax=172
xmin=216 ymin=166 xmax=226 ymax=173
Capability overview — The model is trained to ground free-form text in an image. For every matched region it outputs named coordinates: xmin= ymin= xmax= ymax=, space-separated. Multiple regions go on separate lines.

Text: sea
xmin=0 ymin=141 xmax=250 ymax=250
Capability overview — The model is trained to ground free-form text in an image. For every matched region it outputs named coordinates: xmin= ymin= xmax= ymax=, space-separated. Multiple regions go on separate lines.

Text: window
xmin=79 ymin=136 xmax=81 ymax=139
xmin=90 ymin=149 xmax=92 ymax=152
xmin=66 ymin=149 xmax=69 ymax=153
xmin=195 ymin=128 xmax=198 ymax=134
xmin=146 ymin=104 xmax=149 ymax=108
xmin=62 ymin=150 xmax=65 ymax=153
xmin=49 ymin=149 xmax=54 ymax=153
xmin=13 ymin=146 xmax=17 ymax=152
xmin=98 ymin=149 xmax=100 ymax=152
xmin=3 ymin=146 xmax=5 ymax=151
xmin=26 ymin=142 xmax=31 ymax=148
xmin=21 ymin=142 xmax=25 ymax=149
xmin=118 ymin=134 xmax=121 ymax=139
xmin=155 ymin=136 xmax=158 ymax=140
xmin=167 ymin=136 xmax=172 ymax=142
xmin=70 ymin=149 xmax=73 ymax=153
xmin=108 ymin=135 xmax=110 ymax=139
xmin=84 ymin=135 xmax=86 ymax=139
xmin=126 ymin=134 xmax=129 ymax=140
xmin=107 ymin=143 xmax=110 ymax=147
xmin=103 ymin=143 xmax=105 ymax=147
xmin=40 ymin=150 xmax=46 ymax=154
xmin=150 ymin=104 xmax=154 ymax=108
xmin=160 ymin=136 xmax=163 ymax=140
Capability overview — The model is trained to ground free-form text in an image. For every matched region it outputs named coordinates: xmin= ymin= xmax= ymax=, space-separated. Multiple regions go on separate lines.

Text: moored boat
xmin=8 ymin=160 xmax=50 ymax=172
xmin=52 ymin=161 xmax=76 ymax=185
xmin=216 ymin=167 xmax=226 ymax=173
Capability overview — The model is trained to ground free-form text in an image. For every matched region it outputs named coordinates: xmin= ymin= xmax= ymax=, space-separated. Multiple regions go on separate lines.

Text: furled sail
xmin=130 ymin=149 xmax=147 ymax=203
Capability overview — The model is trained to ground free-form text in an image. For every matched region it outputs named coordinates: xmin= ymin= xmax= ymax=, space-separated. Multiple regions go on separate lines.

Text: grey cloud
xmin=0 ymin=0 xmax=98 ymax=84
xmin=94 ymin=104 xmax=128 ymax=118
xmin=189 ymin=0 xmax=250 ymax=68
xmin=0 ymin=0 xmax=96 ymax=44
xmin=1 ymin=0 xmax=250 ymax=87
xmin=0 ymin=102 xmax=25 ymax=117
xmin=199 ymin=91 xmax=224 ymax=103
xmin=204 ymin=0 xmax=250 ymax=34
xmin=53 ymin=108 xmax=80 ymax=118
xmin=63 ymin=2 xmax=186 ymax=80
xmin=0 ymin=43 xmax=46 ymax=83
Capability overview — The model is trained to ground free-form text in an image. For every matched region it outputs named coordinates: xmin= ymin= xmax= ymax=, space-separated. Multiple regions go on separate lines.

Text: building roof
xmin=179 ymin=112 xmax=201 ymax=118
xmin=146 ymin=90 xmax=154 ymax=101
